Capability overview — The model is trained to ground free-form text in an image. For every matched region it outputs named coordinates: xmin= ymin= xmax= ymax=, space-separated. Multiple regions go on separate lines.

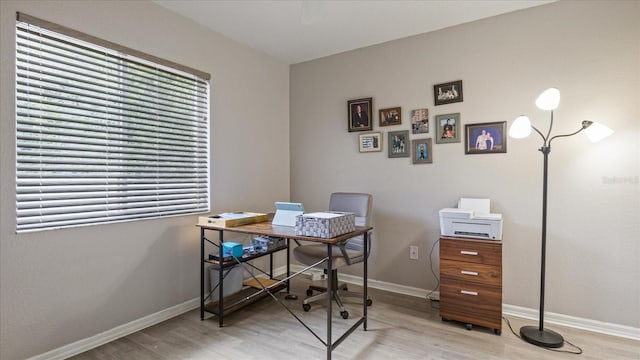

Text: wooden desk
xmin=197 ymin=221 xmax=373 ymax=360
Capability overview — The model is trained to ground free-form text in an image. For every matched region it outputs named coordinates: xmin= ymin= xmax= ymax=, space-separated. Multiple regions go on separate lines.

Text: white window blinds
xmin=16 ymin=14 xmax=210 ymax=232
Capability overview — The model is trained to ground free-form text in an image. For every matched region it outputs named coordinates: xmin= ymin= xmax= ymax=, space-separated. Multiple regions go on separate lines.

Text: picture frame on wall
xmin=465 ymin=121 xmax=507 ymax=154
xmin=388 ymin=130 xmax=410 ymax=158
xmin=348 ymin=97 xmax=373 ymax=132
xmin=412 ymin=138 xmax=433 ymax=164
xmin=434 ymin=80 xmax=463 ymax=106
xmin=410 ymin=108 xmax=429 ymax=134
xmin=435 ymin=113 xmax=461 ymax=144
xmin=379 ymin=107 xmax=401 ymax=126
xmin=358 ymin=132 xmax=382 ymax=152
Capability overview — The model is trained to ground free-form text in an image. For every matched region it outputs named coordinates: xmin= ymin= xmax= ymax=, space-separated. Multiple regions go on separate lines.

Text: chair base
xmin=302 ymin=270 xmax=372 ymax=318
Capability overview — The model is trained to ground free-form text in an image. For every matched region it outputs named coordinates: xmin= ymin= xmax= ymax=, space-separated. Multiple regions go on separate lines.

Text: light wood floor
xmin=71 ymin=278 xmax=639 ymax=360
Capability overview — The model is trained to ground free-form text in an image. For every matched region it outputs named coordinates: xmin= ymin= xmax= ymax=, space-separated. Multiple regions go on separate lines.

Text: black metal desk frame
xmin=198 ymin=222 xmax=371 ymax=360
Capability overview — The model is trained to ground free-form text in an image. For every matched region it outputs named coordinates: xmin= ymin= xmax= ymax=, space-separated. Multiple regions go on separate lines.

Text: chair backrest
xmin=328 ymin=192 xmax=372 ymax=252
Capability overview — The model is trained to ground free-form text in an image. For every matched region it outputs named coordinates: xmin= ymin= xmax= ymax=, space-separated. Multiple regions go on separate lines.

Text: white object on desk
xmin=439 ymin=198 xmax=503 ymax=240
xmin=272 ymin=201 xmax=304 ymax=227
xmin=295 ymin=211 xmax=356 ymax=238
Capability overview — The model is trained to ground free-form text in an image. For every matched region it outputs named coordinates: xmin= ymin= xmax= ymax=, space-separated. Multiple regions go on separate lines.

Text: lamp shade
xmin=535 ymin=88 xmax=560 ymax=111
xmin=509 ymin=115 xmax=532 ymax=138
xmin=584 ymin=121 xmax=614 ymax=142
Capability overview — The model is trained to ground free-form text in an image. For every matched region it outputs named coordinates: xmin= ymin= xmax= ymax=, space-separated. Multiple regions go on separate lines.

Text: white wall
xmin=0 ymin=1 xmax=290 ymax=359
xmin=291 ymin=0 xmax=639 ymax=329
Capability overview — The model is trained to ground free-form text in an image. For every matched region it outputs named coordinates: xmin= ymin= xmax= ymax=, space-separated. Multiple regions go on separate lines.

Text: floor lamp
xmin=508 ymin=88 xmax=613 ymax=348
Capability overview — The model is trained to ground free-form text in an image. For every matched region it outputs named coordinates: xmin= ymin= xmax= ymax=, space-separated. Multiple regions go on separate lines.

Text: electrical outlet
xmin=311 ymin=272 xmax=326 ymax=281
xmin=409 ymin=245 xmax=419 ymax=260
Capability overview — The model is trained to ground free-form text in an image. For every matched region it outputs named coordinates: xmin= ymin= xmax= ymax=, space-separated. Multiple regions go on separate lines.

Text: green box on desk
xmin=222 ymin=242 xmax=243 ymax=258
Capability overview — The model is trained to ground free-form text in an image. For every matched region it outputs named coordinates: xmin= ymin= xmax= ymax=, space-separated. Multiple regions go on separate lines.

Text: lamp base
xmin=520 ymin=325 xmax=564 ymax=348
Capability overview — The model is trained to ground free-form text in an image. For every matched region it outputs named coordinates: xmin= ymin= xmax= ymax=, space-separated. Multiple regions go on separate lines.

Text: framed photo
xmin=348 ymin=97 xmax=373 ymax=132
xmin=434 ymin=80 xmax=463 ymax=106
xmin=379 ymin=107 xmax=401 ymax=126
xmin=412 ymin=138 xmax=433 ymax=164
xmin=410 ymin=108 xmax=429 ymax=134
xmin=388 ymin=130 xmax=410 ymax=158
xmin=358 ymin=132 xmax=382 ymax=152
xmin=465 ymin=121 xmax=507 ymax=154
xmin=435 ymin=113 xmax=461 ymax=144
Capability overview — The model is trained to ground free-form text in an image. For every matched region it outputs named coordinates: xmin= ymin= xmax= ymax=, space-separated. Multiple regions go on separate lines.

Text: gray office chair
xmin=293 ymin=192 xmax=373 ymax=319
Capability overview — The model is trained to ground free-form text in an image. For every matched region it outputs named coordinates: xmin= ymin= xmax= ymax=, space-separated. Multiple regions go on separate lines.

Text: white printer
xmin=439 ymin=198 xmax=503 ymax=240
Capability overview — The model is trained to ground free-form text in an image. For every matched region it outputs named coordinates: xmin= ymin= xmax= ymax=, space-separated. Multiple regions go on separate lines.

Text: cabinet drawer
xmin=440 ymin=237 xmax=501 ymax=266
xmin=440 ymin=259 xmax=501 ymax=286
xmin=440 ymin=279 xmax=502 ymax=329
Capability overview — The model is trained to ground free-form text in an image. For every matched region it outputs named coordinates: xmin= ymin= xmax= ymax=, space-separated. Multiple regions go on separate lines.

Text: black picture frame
xmin=464 ymin=121 xmax=507 ymax=154
xmin=434 ymin=80 xmax=463 ymax=106
xmin=348 ymin=97 xmax=373 ymax=132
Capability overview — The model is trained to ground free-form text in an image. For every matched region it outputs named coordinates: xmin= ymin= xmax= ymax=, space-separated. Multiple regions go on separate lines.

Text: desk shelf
xmin=204 ymin=282 xmax=288 ymax=317
xmin=205 ymin=244 xmax=288 ymax=268
xmin=199 ymin=225 xmax=290 ymax=327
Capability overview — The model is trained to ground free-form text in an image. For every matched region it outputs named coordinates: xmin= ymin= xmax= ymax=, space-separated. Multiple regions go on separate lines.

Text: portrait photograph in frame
xmin=358 ymin=132 xmax=382 ymax=153
xmin=412 ymin=138 xmax=433 ymax=164
xmin=465 ymin=121 xmax=507 ymax=154
xmin=388 ymin=130 xmax=410 ymax=158
xmin=410 ymin=108 xmax=429 ymax=134
xmin=435 ymin=113 xmax=461 ymax=144
xmin=379 ymin=107 xmax=401 ymax=126
xmin=434 ymin=80 xmax=463 ymax=106
xmin=348 ymin=97 xmax=373 ymax=132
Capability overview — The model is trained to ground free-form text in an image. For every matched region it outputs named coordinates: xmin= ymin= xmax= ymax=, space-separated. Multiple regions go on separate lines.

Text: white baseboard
xmin=288 ymin=264 xmax=435 ymax=299
xmin=30 ymin=265 xmax=639 ymax=359
xmin=502 ymin=304 xmax=640 ymax=341
xmin=27 ymin=298 xmax=200 ymax=360
xmin=289 ymin=265 xmax=639 ymax=341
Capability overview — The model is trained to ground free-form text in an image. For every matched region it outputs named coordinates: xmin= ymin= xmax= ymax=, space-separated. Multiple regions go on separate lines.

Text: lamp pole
xmin=519 ymin=142 xmax=564 ymax=348
xmin=510 ymin=89 xmax=613 ymax=349
xmin=539 ymin=144 xmax=550 ymax=331
xmin=519 ymin=112 xmax=589 ymax=348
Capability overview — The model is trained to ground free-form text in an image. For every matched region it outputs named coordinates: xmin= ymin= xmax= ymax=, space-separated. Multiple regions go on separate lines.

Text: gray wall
xmin=291 ymin=0 xmax=639 ymax=328
xmin=0 ymin=1 xmax=290 ymax=359
xmin=1 ymin=1 xmax=638 ymax=359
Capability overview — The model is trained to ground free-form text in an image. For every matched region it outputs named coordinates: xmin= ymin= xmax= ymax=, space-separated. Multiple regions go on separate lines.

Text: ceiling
xmin=153 ymin=0 xmax=555 ymax=64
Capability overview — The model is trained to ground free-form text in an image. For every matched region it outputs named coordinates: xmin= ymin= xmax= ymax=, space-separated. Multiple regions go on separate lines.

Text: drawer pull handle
xmin=461 ymin=270 xmax=478 ymax=276
xmin=460 ymin=290 xmax=478 ymax=296
xmin=460 ymin=250 xmax=478 ymax=256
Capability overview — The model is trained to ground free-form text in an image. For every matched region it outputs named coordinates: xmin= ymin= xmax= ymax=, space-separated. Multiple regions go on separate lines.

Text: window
xmin=15 ymin=13 xmax=210 ymax=232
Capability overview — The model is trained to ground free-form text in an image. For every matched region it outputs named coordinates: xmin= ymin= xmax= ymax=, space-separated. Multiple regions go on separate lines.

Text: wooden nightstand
xmin=439 ymin=236 xmax=502 ymax=334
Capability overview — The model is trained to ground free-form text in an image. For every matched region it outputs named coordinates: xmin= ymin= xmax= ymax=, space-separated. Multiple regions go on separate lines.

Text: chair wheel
xmin=465 ymin=323 xmax=473 ymax=330
xmin=366 ymin=298 xmax=373 ymax=306
xmin=306 ymin=289 xmax=313 ymax=296
xmin=302 ymin=303 xmax=311 ymax=312
xmin=340 ymin=310 xmax=349 ymax=319
xmin=494 ymin=329 xmax=502 ymax=335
